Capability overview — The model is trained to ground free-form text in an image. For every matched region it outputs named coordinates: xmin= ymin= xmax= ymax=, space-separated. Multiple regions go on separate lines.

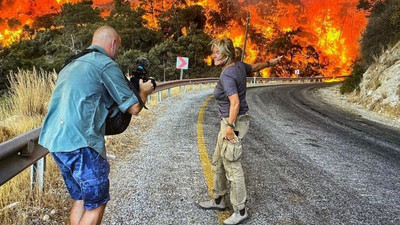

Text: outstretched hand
xmin=270 ymin=55 xmax=283 ymax=66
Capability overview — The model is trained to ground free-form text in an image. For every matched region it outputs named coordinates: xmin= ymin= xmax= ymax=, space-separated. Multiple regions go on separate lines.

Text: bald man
xmin=39 ymin=26 xmax=154 ymax=225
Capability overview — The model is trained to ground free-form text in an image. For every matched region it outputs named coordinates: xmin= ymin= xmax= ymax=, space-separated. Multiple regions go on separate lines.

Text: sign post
xmin=176 ymin=56 xmax=189 ymax=80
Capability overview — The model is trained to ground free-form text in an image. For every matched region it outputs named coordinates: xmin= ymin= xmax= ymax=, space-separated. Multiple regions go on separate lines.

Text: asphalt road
xmin=104 ymin=83 xmax=400 ymax=225
xmin=202 ymin=83 xmax=400 ymax=225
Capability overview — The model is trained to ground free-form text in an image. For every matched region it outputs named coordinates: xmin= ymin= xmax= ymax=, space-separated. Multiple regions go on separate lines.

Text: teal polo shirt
xmin=39 ymin=45 xmax=138 ymax=158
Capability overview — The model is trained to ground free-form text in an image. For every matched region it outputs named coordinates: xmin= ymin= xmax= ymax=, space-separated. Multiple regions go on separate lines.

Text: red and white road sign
xmin=176 ymin=57 xmax=189 ymax=70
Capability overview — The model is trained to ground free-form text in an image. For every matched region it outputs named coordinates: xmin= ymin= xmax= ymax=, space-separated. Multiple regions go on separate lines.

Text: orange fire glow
xmin=0 ymin=0 xmax=369 ymax=77
xmin=0 ymin=0 xmax=112 ymax=46
xmin=324 ymin=77 xmax=346 ymax=83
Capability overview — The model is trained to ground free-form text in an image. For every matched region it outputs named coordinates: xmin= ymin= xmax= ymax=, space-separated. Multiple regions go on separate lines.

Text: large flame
xmin=0 ymin=0 xmax=114 ymax=46
xmin=0 ymin=0 xmax=369 ymax=77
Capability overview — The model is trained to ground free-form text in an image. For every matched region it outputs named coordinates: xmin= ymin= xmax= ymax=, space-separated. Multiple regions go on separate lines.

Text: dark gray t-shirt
xmin=214 ymin=61 xmax=252 ymax=118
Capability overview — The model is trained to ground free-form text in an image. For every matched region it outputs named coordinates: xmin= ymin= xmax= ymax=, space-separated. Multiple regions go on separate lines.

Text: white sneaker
xmin=223 ymin=210 xmax=249 ymax=225
xmin=198 ymin=197 xmax=226 ymax=210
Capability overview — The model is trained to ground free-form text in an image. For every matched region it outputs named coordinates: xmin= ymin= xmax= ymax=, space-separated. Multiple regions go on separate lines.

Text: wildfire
xmin=0 ymin=0 xmax=369 ymax=77
xmin=324 ymin=77 xmax=345 ymax=83
xmin=0 ymin=0 xmax=112 ymax=46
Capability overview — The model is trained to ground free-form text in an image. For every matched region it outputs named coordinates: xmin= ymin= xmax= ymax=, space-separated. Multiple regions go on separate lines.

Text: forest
xmin=341 ymin=0 xmax=400 ymax=93
xmin=0 ymin=0 xmax=399 ymax=94
xmin=0 ymin=0 xmax=216 ymax=92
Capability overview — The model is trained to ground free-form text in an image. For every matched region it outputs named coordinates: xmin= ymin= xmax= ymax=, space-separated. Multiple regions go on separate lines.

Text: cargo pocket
xmin=81 ymin=177 xmax=110 ymax=209
xmin=223 ymin=141 xmax=243 ymax=161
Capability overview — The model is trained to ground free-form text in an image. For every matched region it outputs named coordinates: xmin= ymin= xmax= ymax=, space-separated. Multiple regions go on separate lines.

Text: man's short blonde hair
xmin=210 ymin=38 xmax=236 ymax=66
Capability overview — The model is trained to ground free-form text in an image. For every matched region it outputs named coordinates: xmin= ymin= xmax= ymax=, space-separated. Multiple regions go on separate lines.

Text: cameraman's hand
xmin=139 ymin=79 xmax=154 ymax=95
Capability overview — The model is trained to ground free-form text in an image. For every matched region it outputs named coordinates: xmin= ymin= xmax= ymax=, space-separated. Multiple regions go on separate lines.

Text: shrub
xmin=340 ymin=63 xmax=366 ymax=94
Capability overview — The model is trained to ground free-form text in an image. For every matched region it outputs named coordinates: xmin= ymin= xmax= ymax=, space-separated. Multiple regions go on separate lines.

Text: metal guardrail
xmin=0 ymin=128 xmax=46 ymax=187
xmin=248 ymin=75 xmax=348 ymax=83
xmin=0 ymin=76 xmax=345 ymax=187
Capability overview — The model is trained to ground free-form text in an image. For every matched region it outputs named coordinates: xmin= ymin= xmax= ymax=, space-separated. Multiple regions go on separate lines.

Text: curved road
xmin=203 ymin=83 xmax=400 ymax=224
xmin=104 ymin=83 xmax=400 ymax=225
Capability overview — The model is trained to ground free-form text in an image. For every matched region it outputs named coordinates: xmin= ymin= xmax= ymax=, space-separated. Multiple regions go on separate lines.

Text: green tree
xmin=268 ymin=29 xmax=322 ymax=77
xmin=360 ymin=0 xmax=400 ymax=65
xmin=32 ymin=13 xmax=58 ymax=30
xmin=107 ymin=2 xmax=162 ymax=52
xmin=148 ymin=39 xmax=177 ymax=81
xmin=174 ymin=27 xmax=212 ymax=78
xmin=339 ymin=0 xmax=396 ymax=94
xmin=7 ymin=18 xmax=21 ymax=29
xmin=55 ymin=1 xmax=102 ymax=28
xmin=158 ymin=5 xmax=207 ymax=39
xmin=340 ymin=61 xmax=365 ymax=94
xmin=147 ymin=28 xmax=213 ymax=82
xmin=207 ymin=0 xmax=240 ymax=28
xmin=116 ymin=49 xmax=148 ymax=75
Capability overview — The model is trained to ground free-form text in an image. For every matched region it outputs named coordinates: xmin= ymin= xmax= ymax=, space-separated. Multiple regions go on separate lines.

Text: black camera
xmin=129 ymin=57 xmax=156 ymax=92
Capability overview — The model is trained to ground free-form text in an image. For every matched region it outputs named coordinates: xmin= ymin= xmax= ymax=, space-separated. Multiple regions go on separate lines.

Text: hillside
xmin=319 ymin=41 xmax=400 ymax=129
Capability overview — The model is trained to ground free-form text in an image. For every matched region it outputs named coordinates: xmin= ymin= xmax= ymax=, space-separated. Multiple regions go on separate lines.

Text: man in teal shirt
xmin=39 ymin=26 xmax=154 ymax=225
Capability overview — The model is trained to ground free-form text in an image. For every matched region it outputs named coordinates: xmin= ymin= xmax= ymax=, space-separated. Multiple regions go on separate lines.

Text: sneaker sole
xmin=198 ymin=205 xmax=227 ymax=211
xmin=223 ymin=215 xmax=249 ymax=225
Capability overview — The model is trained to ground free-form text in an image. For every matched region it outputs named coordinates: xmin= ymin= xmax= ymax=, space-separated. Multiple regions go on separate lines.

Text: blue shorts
xmin=52 ymin=147 xmax=110 ymax=210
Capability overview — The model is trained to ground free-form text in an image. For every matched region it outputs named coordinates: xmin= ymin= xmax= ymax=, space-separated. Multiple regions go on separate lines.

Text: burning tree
xmin=0 ymin=0 xmax=371 ymax=81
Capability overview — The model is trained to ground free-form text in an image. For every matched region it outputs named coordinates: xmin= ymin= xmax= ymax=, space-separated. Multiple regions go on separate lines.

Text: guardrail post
xmin=184 ymin=85 xmax=187 ymax=92
xmin=158 ymin=91 xmax=162 ymax=102
xmin=30 ymin=157 xmax=46 ymax=192
xmin=192 ymin=84 xmax=195 ymax=91
xmin=200 ymin=83 xmax=202 ymax=90
xmin=147 ymin=95 xmax=151 ymax=105
xmin=168 ymin=88 xmax=171 ymax=98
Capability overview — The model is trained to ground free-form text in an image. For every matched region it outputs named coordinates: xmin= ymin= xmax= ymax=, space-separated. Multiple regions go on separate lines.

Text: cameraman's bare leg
xmin=79 ymin=204 xmax=106 ymax=225
xmin=70 ymin=200 xmax=106 ymax=225
xmin=70 ymin=200 xmax=84 ymax=225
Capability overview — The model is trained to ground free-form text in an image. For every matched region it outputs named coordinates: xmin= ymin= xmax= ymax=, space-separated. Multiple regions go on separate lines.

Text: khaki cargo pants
xmin=211 ymin=114 xmax=250 ymax=212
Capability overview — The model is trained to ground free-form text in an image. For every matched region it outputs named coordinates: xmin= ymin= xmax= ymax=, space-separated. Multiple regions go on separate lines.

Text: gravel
xmin=317 ymin=84 xmax=400 ymax=130
xmin=103 ymin=89 xmax=218 ymax=225
xmin=102 ymin=83 xmax=400 ymax=224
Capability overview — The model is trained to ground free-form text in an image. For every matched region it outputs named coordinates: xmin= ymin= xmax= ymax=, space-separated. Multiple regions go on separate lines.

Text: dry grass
xmin=0 ymin=126 xmax=14 ymax=143
xmin=0 ymin=70 xmax=214 ymax=224
xmin=0 ymin=68 xmax=56 ymax=135
xmin=0 ymin=156 xmax=71 ymax=225
xmin=6 ymin=68 xmax=56 ymax=118
xmin=0 ymin=68 xmax=70 ymax=225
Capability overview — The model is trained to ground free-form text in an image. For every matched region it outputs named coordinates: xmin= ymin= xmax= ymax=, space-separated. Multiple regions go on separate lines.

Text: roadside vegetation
xmin=0 ymin=68 xmax=71 ymax=224
xmin=0 ymin=0 xmax=214 ymax=92
xmin=341 ymin=0 xmax=400 ymax=93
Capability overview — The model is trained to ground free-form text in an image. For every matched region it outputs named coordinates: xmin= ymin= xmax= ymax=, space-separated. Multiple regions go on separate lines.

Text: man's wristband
xmin=227 ymin=122 xmax=235 ymax=128
xmin=266 ymin=61 xmax=271 ymax=67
